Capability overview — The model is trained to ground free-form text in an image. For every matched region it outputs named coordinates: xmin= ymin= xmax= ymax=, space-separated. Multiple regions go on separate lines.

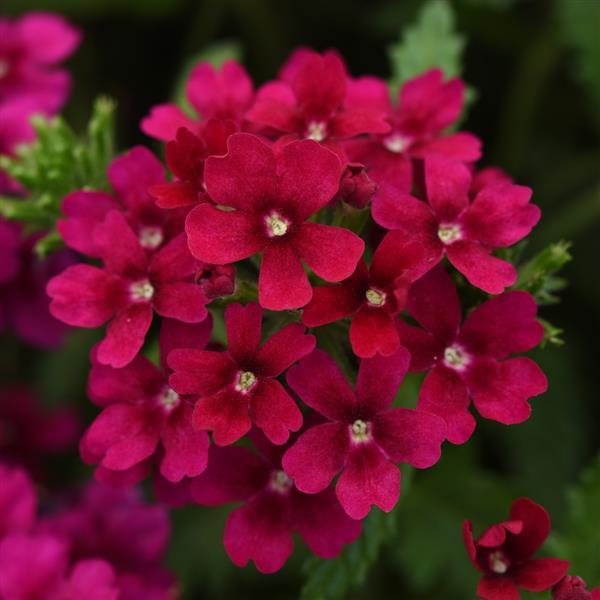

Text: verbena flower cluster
xmin=43 ymin=47 xmax=550 ymax=575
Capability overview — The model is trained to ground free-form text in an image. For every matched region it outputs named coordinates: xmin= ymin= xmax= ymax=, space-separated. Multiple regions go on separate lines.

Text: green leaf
xmin=550 ymin=454 xmax=600 ymax=580
xmin=388 ymin=0 xmax=466 ymax=92
xmin=514 ymin=240 xmax=572 ymax=305
xmin=0 ymin=97 xmax=116 ymax=254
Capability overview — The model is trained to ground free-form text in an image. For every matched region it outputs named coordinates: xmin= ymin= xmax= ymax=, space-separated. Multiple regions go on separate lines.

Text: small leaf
xmin=388 ymin=0 xmax=466 ymax=92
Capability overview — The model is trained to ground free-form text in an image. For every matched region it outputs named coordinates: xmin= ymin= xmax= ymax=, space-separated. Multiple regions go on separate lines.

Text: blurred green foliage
xmin=1 ymin=0 xmax=599 ymax=598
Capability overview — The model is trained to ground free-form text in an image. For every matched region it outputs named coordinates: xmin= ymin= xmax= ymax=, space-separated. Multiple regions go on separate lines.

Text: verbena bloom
xmin=553 ymin=576 xmax=600 ymax=600
xmin=81 ymin=318 xmax=212 ymax=485
xmin=246 ymin=49 xmax=390 ymax=149
xmin=463 ymin=497 xmax=570 ymax=600
xmin=344 ymin=68 xmax=481 ymax=190
xmin=149 ymin=120 xmax=236 ymax=209
xmin=282 ymin=348 xmax=446 ymax=519
xmin=0 ymin=12 xmax=80 ymax=111
xmin=302 ymin=231 xmax=429 ymax=358
xmin=169 ymin=302 xmax=315 ymax=445
xmin=141 ymin=59 xmax=253 ymax=141
xmin=191 ymin=431 xmax=361 ymax=573
xmin=57 ymin=146 xmax=184 ymax=259
xmin=185 ymin=132 xmax=364 ymax=309
xmin=48 ymin=210 xmax=209 ymax=368
xmin=372 ymin=156 xmax=541 ymax=294
xmin=399 ymin=266 xmax=547 ymax=444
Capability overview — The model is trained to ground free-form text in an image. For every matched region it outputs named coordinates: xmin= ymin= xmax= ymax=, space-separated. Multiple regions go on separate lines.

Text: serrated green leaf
xmin=388 ymin=0 xmax=466 ymax=92
xmin=514 ymin=240 xmax=572 ymax=305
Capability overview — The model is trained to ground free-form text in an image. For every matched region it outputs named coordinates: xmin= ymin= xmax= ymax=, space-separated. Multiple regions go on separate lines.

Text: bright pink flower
xmin=463 ymin=497 xmax=570 ymax=600
xmin=0 ymin=227 xmax=76 ymax=348
xmin=186 ymin=132 xmax=364 ymax=309
xmin=246 ymin=50 xmax=390 ymax=149
xmin=0 ymin=463 xmax=36 ymax=537
xmin=344 ymin=69 xmax=481 ymax=190
xmin=149 ymin=120 xmax=236 ymax=209
xmin=0 ymin=12 xmax=80 ymax=112
xmin=553 ymin=576 xmax=600 ymax=600
xmin=58 ymin=146 xmax=183 ymax=259
xmin=399 ymin=266 xmax=547 ymax=444
xmin=82 ymin=318 xmax=212 ymax=484
xmin=48 ymin=209 xmax=209 ymax=367
xmin=302 ymin=232 xmax=429 ymax=358
xmin=191 ymin=430 xmax=361 ymax=573
xmin=55 ymin=559 xmax=119 ymax=600
xmin=169 ymin=302 xmax=315 ymax=445
xmin=282 ymin=348 xmax=446 ymax=519
xmin=372 ymin=156 xmax=541 ymax=294
xmin=0 ymin=386 xmax=80 ymax=472
xmin=141 ymin=59 xmax=253 ymax=141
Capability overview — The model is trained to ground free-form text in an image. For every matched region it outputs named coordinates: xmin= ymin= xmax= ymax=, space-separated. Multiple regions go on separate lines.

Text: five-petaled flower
xmin=81 ymin=318 xmax=212 ymax=486
xmin=463 ymin=497 xmax=570 ymax=600
xmin=398 ymin=266 xmax=547 ymax=444
xmin=185 ymin=132 xmax=365 ymax=309
xmin=302 ymin=231 xmax=430 ymax=357
xmin=372 ymin=156 xmax=541 ymax=294
xmin=282 ymin=347 xmax=446 ymax=519
xmin=168 ymin=302 xmax=315 ymax=445
xmin=191 ymin=430 xmax=361 ymax=573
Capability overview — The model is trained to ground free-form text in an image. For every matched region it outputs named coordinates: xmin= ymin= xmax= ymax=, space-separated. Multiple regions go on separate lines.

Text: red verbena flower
xmin=282 ymin=348 xmax=446 ymax=519
xmin=373 ymin=156 xmax=541 ymax=294
xmin=81 ymin=318 xmax=212 ymax=485
xmin=141 ymin=59 xmax=253 ymax=141
xmin=48 ymin=209 xmax=209 ymax=368
xmin=463 ymin=497 xmax=570 ymax=600
xmin=302 ymin=231 xmax=429 ymax=358
xmin=344 ymin=68 xmax=481 ymax=190
xmin=191 ymin=430 xmax=361 ymax=573
xmin=58 ymin=146 xmax=184 ymax=259
xmin=246 ymin=49 xmax=390 ymax=150
xmin=149 ymin=119 xmax=237 ymax=209
xmin=553 ymin=576 xmax=600 ymax=600
xmin=185 ymin=132 xmax=364 ymax=310
xmin=399 ymin=266 xmax=547 ymax=444
xmin=168 ymin=302 xmax=315 ymax=445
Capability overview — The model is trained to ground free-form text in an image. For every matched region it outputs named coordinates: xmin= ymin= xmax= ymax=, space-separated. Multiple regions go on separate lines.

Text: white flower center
xmin=264 ymin=212 xmax=289 ymax=237
xmin=235 ymin=370 xmax=257 ymax=393
xmin=138 ymin=226 xmax=163 ymax=250
xmin=489 ymin=551 xmax=509 ymax=575
xmin=0 ymin=60 xmax=9 ymax=80
xmin=269 ymin=470 xmax=293 ymax=493
xmin=383 ymin=133 xmax=412 ymax=154
xmin=365 ymin=288 xmax=386 ymax=307
xmin=437 ymin=223 xmax=462 ymax=244
xmin=443 ymin=345 xmax=469 ymax=371
xmin=350 ymin=419 xmax=370 ymax=442
xmin=159 ymin=387 xmax=180 ymax=411
xmin=305 ymin=121 xmax=327 ymax=142
xmin=130 ymin=280 xmax=154 ymax=301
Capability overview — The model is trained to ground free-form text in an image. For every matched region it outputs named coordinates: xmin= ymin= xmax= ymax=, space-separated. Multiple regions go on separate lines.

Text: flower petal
xmin=424 ymin=156 xmax=471 ymax=220
xmin=153 ymin=282 xmax=208 ymax=323
xmin=513 ymin=558 xmax=570 ymax=592
xmin=413 ymin=132 xmax=482 ymax=162
xmin=17 ymin=12 xmax=81 ymax=63
xmin=477 ymin=576 xmax=520 ymax=600
xmin=336 ymin=442 xmax=400 ymax=519
xmin=282 ymin=422 xmax=349 ymax=493
xmin=507 ymin=497 xmax=552 ymax=560
xmin=350 ymin=308 xmax=400 ymax=358
xmin=168 ymin=350 xmax=237 ymax=395
xmin=141 ymin=104 xmax=199 ymax=142
xmin=225 ymin=302 xmax=263 ymax=365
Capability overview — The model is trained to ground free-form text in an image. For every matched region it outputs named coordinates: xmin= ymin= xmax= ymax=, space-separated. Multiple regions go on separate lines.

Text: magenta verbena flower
xmin=282 ymin=347 xmax=446 ymax=520
xmin=463 ymin=497 xmax=570 ymax=600
xmin=399 ymin=265 xmax=547 ymax=444
xmin=169 ymin=302 xmax=315 ymax=445
xmin=191 ymin=430 xmax=361 ymax=573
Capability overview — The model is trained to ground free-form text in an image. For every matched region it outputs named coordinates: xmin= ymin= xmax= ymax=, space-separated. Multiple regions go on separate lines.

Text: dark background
xmin=1 ymin=0 xmax=599 ymax=597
